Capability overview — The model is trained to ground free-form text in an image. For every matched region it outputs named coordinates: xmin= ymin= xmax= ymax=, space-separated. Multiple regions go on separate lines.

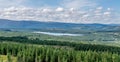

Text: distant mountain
xmin=0 ymin=19 xmax=120 ymax=32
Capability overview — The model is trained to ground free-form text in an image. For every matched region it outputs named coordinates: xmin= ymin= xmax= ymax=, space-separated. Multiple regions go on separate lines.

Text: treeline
xmin=0 ymin=36 xmax=120 ymax=54
xmin=0 ymin=43 xmax=120 ymax=62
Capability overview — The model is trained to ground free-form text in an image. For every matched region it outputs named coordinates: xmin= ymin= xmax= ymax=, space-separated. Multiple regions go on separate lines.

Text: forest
xmin=1 ymin=42 xmax=120 ymax=62
xmin=0 ymin=36 xmax=120 ymax=62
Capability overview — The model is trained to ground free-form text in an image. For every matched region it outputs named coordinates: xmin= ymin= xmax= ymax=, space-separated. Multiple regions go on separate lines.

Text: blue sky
xmin=0 ymin=0 xmax=119 ymax=9
xmin=25 ymin=0 xmax=62 ymax=7
xmin=99 ymin=0 xmax=120 ymax=10
xmin=0 ymin=0 xmax=119 ymax=24
xmin=24 ymin=0 xmax=120 ymax=10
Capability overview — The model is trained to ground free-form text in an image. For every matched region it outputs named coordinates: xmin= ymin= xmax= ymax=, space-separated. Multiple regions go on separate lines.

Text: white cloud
xmin=42 ymin=8 xmax=52 ymax=13
xmin=0 ymin=6 xmax=119 ymax=24
xmin=82 ymin=14 xmax=89 ymax=18
xmin=0 ymin=0 xmax=119 ymax=24
xmin=95 ymin=13 xmax=102 ymax=16
xmin=104 ymin=12 xmax=111 ymax=15
xmin=55 ymin=7 xmax=64 ymax=12
xmin=97 ymin=7 xmax=103 ymax=10
xmin=69 ymin=8 xmax=75 ymax=11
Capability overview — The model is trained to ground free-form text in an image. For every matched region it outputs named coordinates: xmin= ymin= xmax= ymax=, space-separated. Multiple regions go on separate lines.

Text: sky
xmin=0 ymin=0 xmax=120 ymax=24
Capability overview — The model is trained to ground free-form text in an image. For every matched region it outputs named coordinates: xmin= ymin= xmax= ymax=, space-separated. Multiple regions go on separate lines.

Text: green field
xmin=0 ymin=55 xmax=17 ymax=62
xmin=0 ymin=31 xmax=120 ymax=46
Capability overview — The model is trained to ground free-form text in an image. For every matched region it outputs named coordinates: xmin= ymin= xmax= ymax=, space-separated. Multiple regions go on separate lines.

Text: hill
xmin=0 ymin=19 xmax=120 ymax=32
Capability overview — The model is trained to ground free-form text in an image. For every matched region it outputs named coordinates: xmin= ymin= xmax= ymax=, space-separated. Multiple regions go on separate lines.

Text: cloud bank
xmin=0 ymin=6 xmax=119 ymax=24
xmin=0 ymin=0 xmax=119 ymax=24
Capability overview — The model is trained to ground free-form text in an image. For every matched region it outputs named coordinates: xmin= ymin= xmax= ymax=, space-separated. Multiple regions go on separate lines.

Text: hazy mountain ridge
xmin=0 ymin=19 xmax=120 ymax=32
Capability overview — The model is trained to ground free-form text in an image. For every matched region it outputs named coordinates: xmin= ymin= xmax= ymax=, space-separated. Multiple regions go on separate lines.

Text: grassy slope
xmin=0 ymin=55 xmax=17 ymax=62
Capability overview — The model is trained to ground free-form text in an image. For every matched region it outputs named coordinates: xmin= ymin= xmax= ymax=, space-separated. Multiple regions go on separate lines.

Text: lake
xmin=33 ymin=31 xmax=83 ymax=36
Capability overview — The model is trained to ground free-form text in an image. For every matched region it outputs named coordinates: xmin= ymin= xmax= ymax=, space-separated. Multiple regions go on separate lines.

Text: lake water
xmin=33 ymin=31 xmax=83 ymax=36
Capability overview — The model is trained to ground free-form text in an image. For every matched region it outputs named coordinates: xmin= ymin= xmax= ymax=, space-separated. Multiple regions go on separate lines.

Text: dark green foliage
xmin=1 ymin=36 xmax=120 ymax=62
xmin=0 ymin=43 xmax=120 ymax=62
xmin=1 ymin=36 xmax=120 ymax=54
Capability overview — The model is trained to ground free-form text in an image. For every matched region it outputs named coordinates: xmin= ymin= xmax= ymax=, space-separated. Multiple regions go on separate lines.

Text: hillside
xmin=0 ymin=19 xmax=120 ymax=32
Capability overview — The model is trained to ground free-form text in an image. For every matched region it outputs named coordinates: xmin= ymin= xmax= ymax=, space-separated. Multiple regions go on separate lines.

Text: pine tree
xmin=7 ymin=53 xmax=12 ymax=62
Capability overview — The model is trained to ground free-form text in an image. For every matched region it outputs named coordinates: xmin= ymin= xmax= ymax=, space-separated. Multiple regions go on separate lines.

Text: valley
xmin=0 ymin=0 xmax=119 ymax=62
xmin=0 ymin=19 xmax=120 ymax=62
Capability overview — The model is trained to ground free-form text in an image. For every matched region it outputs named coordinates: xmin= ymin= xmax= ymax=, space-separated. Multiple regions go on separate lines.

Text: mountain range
xmin=0 ymin=19 xmax=120 ymax=32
